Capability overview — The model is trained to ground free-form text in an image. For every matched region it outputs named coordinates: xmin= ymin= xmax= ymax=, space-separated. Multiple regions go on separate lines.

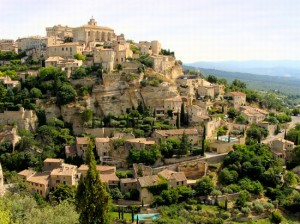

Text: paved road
xmin=262 ymin=116 xmax=300 ymax=144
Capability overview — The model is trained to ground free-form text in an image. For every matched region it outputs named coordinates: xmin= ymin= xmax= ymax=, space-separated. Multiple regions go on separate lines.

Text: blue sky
xmin=1 ymin=0 xmax=300 ymax=62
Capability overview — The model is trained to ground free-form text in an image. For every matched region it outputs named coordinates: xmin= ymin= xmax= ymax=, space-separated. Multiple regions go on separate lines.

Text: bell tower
xmin=88 ymin=16 xmax=97 ymax=26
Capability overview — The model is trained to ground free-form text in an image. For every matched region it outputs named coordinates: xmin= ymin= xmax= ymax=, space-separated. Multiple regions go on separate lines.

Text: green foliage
xmin=235 ymin=190 xmax=251 ymax=208
xmin=127 ymin=147 xmax=161 ymax=165
xmin=227 ymin=107 xmax=238 ymax=119
xmin=194 ymin=176 xmax=214 ymax=196
xmin=235 ymin=114 xmax=247 ymax=124
xmin=109 ymin=188 xmax=124 ymax=200
xmin=147 ymin=179 xmax=168 ymax=196
xmin=56 ymin=84 xmax=77 ymax=106
xmin=270 ymin=210 xmax=283 ymax=224
xmin=52 ymin=184 xmax=77 ymax=203
xmin=81 ymin=109 xmax=93 ymax=123
xmin=207 ymin=75 xmax=218 ymax=83
xmin=76 ymin=141 xmax=110 ymax=224
xmin=218 ymin=168 xmax=238 ymax=185
xmin=72 ymin=67 xmax=87 ymax=79
xmin=138 ymin=54 xmax=153 ymax=68
xmin=160 ymin=49 xmax=175 ymax=57
xmin=246 ymin=124 xmax=269 ymax=142
xmin=177 ymin=131 xmax=191 ymax=156
xmin=73 ymin=53 xmax=86 ymax=61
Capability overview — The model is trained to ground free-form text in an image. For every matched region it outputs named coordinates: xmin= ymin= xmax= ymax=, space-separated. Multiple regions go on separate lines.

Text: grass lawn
xmin=110 ymin=212 xmax=132 ymax=222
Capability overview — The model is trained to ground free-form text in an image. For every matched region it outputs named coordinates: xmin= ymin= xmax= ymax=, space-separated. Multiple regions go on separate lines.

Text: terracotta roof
xmin=44 ymin=158 xmax=63 ymax=163
xmin=27 ymin=172 xmax=50 ymax=185
xmin=138 ymin=175 xmax=160 ymax=188
xmin=100 ymin=173 xmax=119 ymax=183
xmin=50 ymin=165 xmax=77 ymax=176
xmin=78 ymin=164 xmax=116 ymax=173
xmin=158 ymin=169 xmax=187 ymax=182
xmin=76 ymin=137 xmax=89 ymax=145
xmin=95 ymin=138 xmax=110 ymax=143
xmin=45 ymin=56 xmax=64 ymax=62
xmin=120 ymin=178 xmax=137 ymax=184
xmin=125 ymin=138 xmax=155 ymax=145
xmin=229 ymin=91 xmax=246 ymax=97
xmin=155 ymin=129 xmax=198 ymax=137
xmin=164 ymin=96 xmax=182 ymax=102
xmin=18 ymin=169 xmax=36 ymax=178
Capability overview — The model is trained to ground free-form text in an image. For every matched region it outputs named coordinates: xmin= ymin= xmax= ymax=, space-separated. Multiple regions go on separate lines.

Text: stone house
xmin=49 ymin=163 xmax=78 ymax=190
xmin=150 ymin=55 xmax=175 ymax=74
xmin=137 ymin=175 xmax=161 ymax=204
xmin=152 ymin=128 xmax=200 ymax=145
xmin=240 ymin=106 xmax=268 ymax=124
xmin=158 ymin=169 xmax=187 ymax=188
xmin=18 ymin=169 xmax=50 ymax=197
xmin=46 ymin=25 xmax=73 ymax=39
xmin=114 ymin=43 xmax=133 ymax=65
xmin=95 ymin=137 xmax=111 ymax=162
xmin=45 ymin=56 xmax=83 ymax=77
xmin=0 ymin=39 xmax=17 ymax=52
xmin=47 ymin=42 xmax=85 ymax=59
xmin=124 ymin=138 xmax=155 ymax=150
xmin=163 ymin=96 xmax=182 ymax=113
xmin=120 ymin=178 xmax=138 ymax=194
xmin=197 ymin=85 xmax=215 ymax=98
xmin=210 ymin=136 xmax=246 ymax=154
xmin=43 ymin=158 xmax=64 ymax=171
xmin=138 ymin=40 xmax=161 ymax=55
xmin=226 ymin=91 xmax=246 ymax=109
xmin=270 ymin=138 xmax=295 ymax=161
xmin=75 ymin=137 xmax=89 ymax=157
xmin=77 ymin=164 xmax=119 ymax=188
xmin=0 ymin=76 xmax=19 ymax=88
xmin=93 ymin=47 xmax=115 ymax=72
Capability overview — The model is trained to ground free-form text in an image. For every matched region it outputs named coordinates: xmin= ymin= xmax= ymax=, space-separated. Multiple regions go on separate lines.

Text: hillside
xmin=184 ymin=65 xmax=300 ymax=95
xmin=186 ymin=60 xmax=300 ymax=78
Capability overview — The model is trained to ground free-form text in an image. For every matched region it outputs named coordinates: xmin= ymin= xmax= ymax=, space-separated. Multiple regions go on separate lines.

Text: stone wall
xmin=0 ymin=108 xmax=37 ymax=131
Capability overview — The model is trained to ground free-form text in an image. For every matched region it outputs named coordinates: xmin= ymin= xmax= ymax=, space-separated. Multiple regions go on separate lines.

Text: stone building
xmin=150 ymin=55 xmax=175 ymax=74
xmin=46 ymin=25 xmax=73 ymax=39
xmin=153 ymin=128 xmax=201 ymax=145
xmin=158 ymin=169 xmax=187 ymax=188
xmin=270 ymin=138 xmax=295 ymax=161
xmin=226 ymin=91 xmax=246 ymax=109
xmin=240 ymin=106 xmax=268 ymax=124
xmin=138 ymin=40 xmax=161 ymax=55
xmin=0 ymin=76 xmax=19 ymax=88
xmin=164 ymin=96 xmax=182 ymax=113
xmin=137 ymin=175 xmax=161 ymax=204
xmin=0 ymin=107 xmax=37 ymax=131
xmin=17 ymin=36 xmax=62 ymax=52
xmin=95 ymin=137 xmax=111 ymax=162
xmin=0 ymin=39 xmax=17 ymax=52
xmin=73 ymin=18 xmax=116 ymax=46
xmin=47 ymin=42 xmax=85 ymax=59
xmin=93 ymin=47 xmax=115 ymax=72
xmin=75 ymin=137 xmax=89 ymax=157
xmin=120 ymin=178 xmax=137 ymax=194
xmin=124 ymin=138 xmax=155 ymax=150
xmin=45 ymin=56 xmax=83 ymax=77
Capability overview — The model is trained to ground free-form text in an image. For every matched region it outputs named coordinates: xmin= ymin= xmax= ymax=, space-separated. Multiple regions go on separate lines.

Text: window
xmin=62 ymin=48 xmax=64 ymax=51
xmin=56 ymin=180 xmax=60 ymax=184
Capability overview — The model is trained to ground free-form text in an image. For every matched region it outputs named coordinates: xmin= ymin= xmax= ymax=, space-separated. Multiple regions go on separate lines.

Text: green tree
xmin=194 ymin=176 xmax=214 ymax=196
xmin=56 ymin=84 xmax=77 ymax=106
xmin=30 ymin=87 xmax=43 ymax=98
xmin=52 ymin=184 xmax=77 ymax=203
xmin=178 ymin=131 xmax=191 ymax=156
xmin=235 ymin=115 xmax=247 ymax=124
xmin=81 ymin=109 xmax=93 ymax=123
xmin=0 ymin=83 xmax=7 ymax=101
xmin=201 ymin=124 xmax=206 ymax=156
xmin=76 ymin=141 xmax=110 ymax=224
xmin=74 ymin=53 xmax=86 ymax=61
xmin=270 ymin=210 xmax=283 ymax=224
xmin=235 ymin=190 xmax=250 ymax=208
xmin=207 ymin=75 xmax=218 ymax=83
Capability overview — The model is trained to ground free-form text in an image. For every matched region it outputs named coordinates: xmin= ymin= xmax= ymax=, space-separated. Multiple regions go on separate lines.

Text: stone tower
xmin=0 ymin=163 xmax=3 ymax=188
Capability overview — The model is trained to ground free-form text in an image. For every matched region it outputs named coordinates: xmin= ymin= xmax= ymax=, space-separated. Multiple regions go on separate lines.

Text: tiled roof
xmin=44 ymin=158 xmax=63 ymax=163
xmin=158 ymin=169 xmax=187 ymax=181
xmin=120 ymin=178 xmax=137 ymax=184
xmin=100 ymin=173 xmax=119 ymax=183
xmin=125 ymin=138 xmax=155 ymax=145
xmin=18 ymin=169 xmax=36 ymax=178
xmin=76 ymin=137 xmax=89 ymax=145
xmin=155 ymin=129 xmax=198 ymax=137
xmin=95 ymin=138 xmax=110 ymax=143
xmin=27 ymin=172 xmax=50 ymax=185
xmin=229 ymin=91 xmax=246 ymax=97
xmin=138 ymin=175 xmax=160 ymax=188
xmin=78 ymin=164 xmax=116 ymax=173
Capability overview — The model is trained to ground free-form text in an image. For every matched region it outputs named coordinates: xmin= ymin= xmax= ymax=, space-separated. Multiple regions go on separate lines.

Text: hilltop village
xmin=0 ymin=18 xmax=300 ymax=223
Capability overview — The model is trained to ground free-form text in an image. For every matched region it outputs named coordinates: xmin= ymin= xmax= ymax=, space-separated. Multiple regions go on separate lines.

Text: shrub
xmin=270 ymin=210 xmax=283 ymax=224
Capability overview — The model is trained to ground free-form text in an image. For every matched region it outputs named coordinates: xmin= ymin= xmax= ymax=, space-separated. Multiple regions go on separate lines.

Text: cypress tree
xmin=180 ymin=102 xmax=185 ymax=126
xmin=76 ymin=140 xmax=110 ymax=224
xmin=176 ymin=110 xmax=180 ymax=129
xmin=201 ymin=124 xmax=206 ymax=156
xmin=284 ymin=130 xmax=287 ymax=140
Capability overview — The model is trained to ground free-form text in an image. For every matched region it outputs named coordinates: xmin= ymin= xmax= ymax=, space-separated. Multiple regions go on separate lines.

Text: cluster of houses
xmin=16 ymin=157 xmax=207 ymax=204
xmin=1 ymin=18 xmax=175 ymax=76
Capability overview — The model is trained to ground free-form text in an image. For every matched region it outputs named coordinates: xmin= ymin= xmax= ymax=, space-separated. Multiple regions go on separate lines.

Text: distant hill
xmin=183 ymin=65 xmax=300 ymax=95
xmin=186 ymin=60 xmax=300 ymax=78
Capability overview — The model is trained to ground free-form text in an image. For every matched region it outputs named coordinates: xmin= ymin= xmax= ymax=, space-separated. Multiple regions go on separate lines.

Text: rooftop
xmin=125 ymin=138 xmax=155 ymax=145
xmin=44 ymin=158 xmax=63 ymax=163
xmin=95 ymin=138 xmax=110 ymax=143
xmin=76 ymin=137 xmax=89 ymax=145
xmin=138 ymin=175 xmax=161 ymax=188
xmin=229 ymin=91 xmax=246 ymax=97
xmin=154 ymin=128 xmax=199 ymax=137
xmin=158 ymin=169 xmax=187 ymax=181
xmin=27 ymin=172 xmax=50 ymax=185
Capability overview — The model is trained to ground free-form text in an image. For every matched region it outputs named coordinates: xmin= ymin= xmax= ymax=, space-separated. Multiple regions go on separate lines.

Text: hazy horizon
xmin=1 ymin=0 xmax=300 ymax=62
